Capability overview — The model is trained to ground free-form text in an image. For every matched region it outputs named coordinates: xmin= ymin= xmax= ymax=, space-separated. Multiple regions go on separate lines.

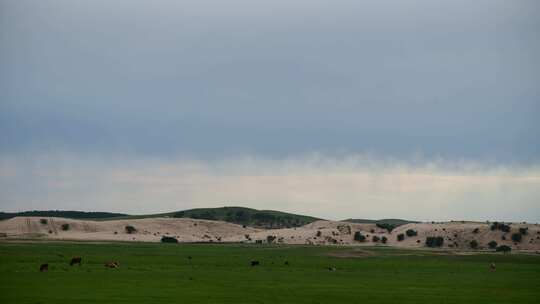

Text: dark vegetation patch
xmin=354 ymin=231 xmax=366 ymax=242
xmin=425 ymin=236 xmax=444 ymax=248
xmin=61 ymin=223 xmax=70 ymax=231
xmin=397 ymin=234 xmax=405 ymax=241
xmin=406 ymin=229 xmax=417 ymax=237
xmin=0 ymin=210 xmax=127 ymax=220
xmin=161 ymin=236 xmax=178 ymax=243
xmin=172 ymin=207 xmax=320 ymax=229
xmin=125 ymin=225 xmax=137 ymax=234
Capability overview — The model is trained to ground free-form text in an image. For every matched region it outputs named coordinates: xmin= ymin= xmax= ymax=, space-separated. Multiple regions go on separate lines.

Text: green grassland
xmin=1 ymin=243 xmax=539 ymax=304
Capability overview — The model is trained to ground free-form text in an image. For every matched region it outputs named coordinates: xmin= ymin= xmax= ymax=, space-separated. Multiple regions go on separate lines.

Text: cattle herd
xmin=39 ymin=256 xmax=120 ymax=272
xmin=38 ymin=257 xmax=496 ymax=272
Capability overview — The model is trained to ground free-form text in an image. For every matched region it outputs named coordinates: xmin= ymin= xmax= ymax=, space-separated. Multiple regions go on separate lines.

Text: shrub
xmin=316 ymin=230 xmax=322 ymax=237
xmin=469 ymin=240 xmax=478 ymax=249
xmin=354 ymin=231 xmax=366 ymax=242
xmin=519 ymin=227 xmax=528 ymax=235
xmin=61 ymin=223 xmax=70 ymax=231
xmin=161 ymin=236 xmax=178 ymax=243
xmin=397 ymin=234 xmax=405 ymax=241
xmin=267 ymin=235 xmax=276 ymax=243
xmin=473 ymin=228 xmax=479 ymax=234
xmin=125 ymin=225 xmax=137 ymax=234
xmin=490 ymin=222 xmax=511 ymax=232
xmin=496 ymin=245 xmax=511 ymax=253
xmin=376 ymin=223 xmax=395 ymax=232
xmin=406 ymin=229 xmax=417 ymax=237
xmin=372 ymin=236 xmax=380 ymax=242
xmin=381 ymin=236 xmax=387 ymax=244
xmin=511 ymin=233 xmax=522 ymax=242
xmin=488 ymin=241 xmax=498 ymax=249
xmin=425 ymin=236 xmax=444 ymax=247
xmin=39 ymin=219 xmax=48 ymax=225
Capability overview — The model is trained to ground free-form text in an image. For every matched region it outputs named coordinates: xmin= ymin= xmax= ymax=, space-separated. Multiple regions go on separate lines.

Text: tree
xmin=469 ymin=240 xmax=478 ymax=249
xmin=125 ymin=225 xmax=137 ymax=234
xmin=488 ymin=241 xmax=498 ymax=249
xmin=406 ymin=229 xmax=417 ymax=237
xmin=39 ymin=219 xmax=48 ymax=225
xmin=161 ymin=236 xmax=178 ymax=243
xmin=61 ymin=223 xmax=70 ymax=231
xmin=397 ymin=234 xmax=405 ymax=241
xmin=496 ymin=245 xmax=511 ymax=253
xmin=354 ymin=231 xmax=366 ymax=242
xmin=511 ymin=233 xmax=522 ymax=242
xmin=372 ymin=236 xmax=380 ymax=242
xmin=425 ymin=236 xmax=444 ymax=247
xmin=381 ymin=236 xmax=388 ymax=244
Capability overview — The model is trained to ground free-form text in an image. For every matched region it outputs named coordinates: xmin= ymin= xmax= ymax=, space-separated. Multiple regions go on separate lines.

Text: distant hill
xmin=0 ymin=210 xmax=128 ymax=221
xmin=342 ymin=218 xmax=417 ymax=227
xmin=172 ymin=206 xmax=322 ymax=229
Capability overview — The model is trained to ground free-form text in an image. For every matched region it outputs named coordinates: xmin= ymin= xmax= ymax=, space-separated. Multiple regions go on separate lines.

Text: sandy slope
xmin=1 ymin=217 xmax=539 ymax=251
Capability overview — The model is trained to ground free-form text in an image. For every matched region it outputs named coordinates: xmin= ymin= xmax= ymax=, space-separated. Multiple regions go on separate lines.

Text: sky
xmin=1 ymin=0 xmax=539 ymax=222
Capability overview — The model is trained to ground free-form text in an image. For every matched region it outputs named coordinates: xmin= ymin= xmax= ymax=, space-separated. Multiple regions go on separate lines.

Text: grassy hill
xmin=0 ymin=210 xmax=128 ymax=221
xmin=342 ymin=218 xmax=417 ymax=227
xmin=172 ymin=206 xmax=321 ymax=229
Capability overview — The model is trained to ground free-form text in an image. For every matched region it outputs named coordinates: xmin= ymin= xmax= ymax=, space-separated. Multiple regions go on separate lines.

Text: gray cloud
xmin=1 ymin=0 xmax=539 ymax=161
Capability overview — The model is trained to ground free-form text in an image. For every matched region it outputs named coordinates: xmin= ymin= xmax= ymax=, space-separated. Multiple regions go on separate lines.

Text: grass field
xmin=1 ymin=242 xmax=539 ymax=304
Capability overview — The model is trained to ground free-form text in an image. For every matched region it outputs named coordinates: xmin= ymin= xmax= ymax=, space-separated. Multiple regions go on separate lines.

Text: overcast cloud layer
xmin=1 ymin=0 xmax=539 ymax=220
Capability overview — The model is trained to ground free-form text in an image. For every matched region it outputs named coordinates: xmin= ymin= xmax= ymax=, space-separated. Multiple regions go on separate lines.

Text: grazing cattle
xmin=39 ymin=263 xmax=48 ymax=272
xmin=70 ymin=257 xmax=82 ymax=266
xmin=250 ymin=260 xmax=260 ymax=266
xmin=328 ymin=267 xmax=336 ymax=271
xmin=104 ymin=261 xmax=120 ymax=268
xmin=490 ymin=262 xmax=496 ymax=271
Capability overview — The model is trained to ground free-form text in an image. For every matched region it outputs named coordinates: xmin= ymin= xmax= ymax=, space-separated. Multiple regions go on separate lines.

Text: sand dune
xmin=1 ymin=217 xmax=539 ymax=251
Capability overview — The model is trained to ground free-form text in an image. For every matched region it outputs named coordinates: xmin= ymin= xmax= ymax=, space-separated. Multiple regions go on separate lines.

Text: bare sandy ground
xmin=1 ymin=217 xmax=539 ymax=251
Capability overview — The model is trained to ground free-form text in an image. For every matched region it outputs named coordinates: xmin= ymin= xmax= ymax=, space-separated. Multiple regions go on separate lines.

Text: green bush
xmin=267 ymin=235 xmax=276 ymax=243
xmin=519 ymin=227 xmax=528 ymax=235
xmin=161 ymin=236 xmax=178 ymax=243
xmin=39 ymin=219 xmax=48 ymax=225
xmin=469 ymin=240 xmax=478 ymax=249
xmin=397 ymin=234 xmax=405 ymax=241
xmin=490 ymin=222 xmax=511 ymax=232
xmin=425 ymin=236 xmax=444 ymax=247
xmin=354 ymin=231 xmax=366 ymax=242
xmin=316 ymin=231 xmax=322 ymax=237
xmin=496 ymin=245 xmax=511 ymax=253
xmin=372 ymin=236 xmax=380 ymax=242
xmin=405 ymin=229 xmax=417 ymax=237
xmin=488 ymin=241 xmax=498 ymax=249
xmin=125 ymin=225 xmax=137 ymax=234
xmin=381 ymin=236 xmax=387 ymax=244
xmin=61 ymin=223 xmax=70 ymax=231
xmin=376 ymin=223 xmax=395 ymax=233
xmin=473 ymin=228 xmax=479 ymax=234
xmin=511 ymin=233 xmax=522 ymax=242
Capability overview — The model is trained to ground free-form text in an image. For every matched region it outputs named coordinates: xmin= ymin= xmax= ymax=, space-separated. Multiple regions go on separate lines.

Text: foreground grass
xmin=0 ymin=243 xmax=539 ymax=304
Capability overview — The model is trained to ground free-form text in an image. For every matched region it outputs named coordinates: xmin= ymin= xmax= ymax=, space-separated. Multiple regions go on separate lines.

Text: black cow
xmin=70 ymin=257 xmax=82 ymax=266
xmin=39 ymin=263 xmax=48 ymax=272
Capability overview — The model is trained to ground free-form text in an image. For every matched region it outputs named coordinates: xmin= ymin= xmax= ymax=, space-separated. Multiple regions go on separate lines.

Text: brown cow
xmin=104 ymin=261 xmax=120 ymax=268
xmin=70 ymin=257 xmax=82 ymax=266
xmin=39 ymin=263 xmax=48 ymax=272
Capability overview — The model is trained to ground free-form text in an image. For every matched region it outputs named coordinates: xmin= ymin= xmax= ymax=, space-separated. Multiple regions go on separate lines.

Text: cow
xmin=70 ymin=257 xmax=82 ymax=266
xmin=490 ymin=262 xmax=496 ymax=271
xmin=250 ymin=260 xmax=260 ymax=266
xmin=104 ymin=261 xmax=120 ymax=268
xmin=328 ymin=267 xmax=336 ymax=271
xmin=39 ymin=263 xmax=48 ymax=272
